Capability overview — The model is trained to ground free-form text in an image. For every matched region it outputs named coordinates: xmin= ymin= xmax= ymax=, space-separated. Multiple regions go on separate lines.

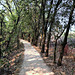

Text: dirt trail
xmin=19 ymin=39 xmax=54 ymax=75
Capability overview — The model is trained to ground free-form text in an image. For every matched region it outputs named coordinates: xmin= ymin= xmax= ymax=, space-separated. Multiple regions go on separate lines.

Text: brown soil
xmin=33 ymin=45 xmax=75 ymax=75
xmin=1 ymin=42 xmax=75 ymax=75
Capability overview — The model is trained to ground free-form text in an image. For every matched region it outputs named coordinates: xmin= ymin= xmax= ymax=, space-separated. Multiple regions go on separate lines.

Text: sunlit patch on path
xmin=19 ymin=39 xmax=54 ymax=75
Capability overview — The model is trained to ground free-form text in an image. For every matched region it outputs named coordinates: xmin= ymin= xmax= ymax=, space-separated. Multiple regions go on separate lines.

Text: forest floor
xmin=0 ymin=42 xmax=25 ymax=75
xmin=33 ymin=45 xmax=75 ymax=75
xmin=0 ymin=39 xmax=75 ymax=75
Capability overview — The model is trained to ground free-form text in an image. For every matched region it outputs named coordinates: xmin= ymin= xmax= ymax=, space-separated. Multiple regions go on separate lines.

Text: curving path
xmin=19 ymin=39 xmax=54 ymax=75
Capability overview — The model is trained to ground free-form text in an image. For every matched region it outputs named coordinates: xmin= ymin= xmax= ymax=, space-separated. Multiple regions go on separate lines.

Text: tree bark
xmin=6 ymin=16 xmax=20 ymax=49
xmin=0 ymin=38 xmax=1 ymax=58
xmin=17 ymin=34 xmax=19 ymax=49
xmin=21 ymin=32 xmax=24 ymax=39
xmin=6 ymin=36 xmax=11 ymax=50
xmin=32 ymin=0 xmax=39 ymax=46
xmin=41 ymin=0 xmax=46 ymax=53
xmin=57 ymin=1 xmax=75 ymax=66
xmin=28 ymin=33 xmax=30 ymax=42
xmin=53 ymin=28 xmax=66 ymax=63
xmin=46 ymin=0 xmax=62 ymax=57
xmin=54 ymin=39 xmax=57 ymax=63
xmin=0 ymin=19 xmax=3 ymax=58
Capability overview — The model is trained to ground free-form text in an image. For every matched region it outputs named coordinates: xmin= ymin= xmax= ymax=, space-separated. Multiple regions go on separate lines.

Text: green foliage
xmin=0 ymin=0 xmax=75 ymax=68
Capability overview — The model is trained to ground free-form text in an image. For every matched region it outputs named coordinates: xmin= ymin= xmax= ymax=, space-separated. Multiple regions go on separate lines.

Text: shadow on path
xmin=19 ymin=39 xmax=54 ymax=75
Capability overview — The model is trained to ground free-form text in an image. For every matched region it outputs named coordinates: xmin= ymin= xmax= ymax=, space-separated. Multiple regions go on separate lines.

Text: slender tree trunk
xmin=54 ymin=39 xmax=57 ymax=63
xmin=32 ymin=29 xmax=37 ymax=45
xmin=41 ymin=0 xmax=46 ymax=53
xmin=0 ymin=39 xmax=1 ymax=58
xmin=35 ymin=32 xmax=40 ymax=46
xmin=39 ymin=35 xmax=42 ymax=48
xmin=0 ymin=19 xmax=3 ymax=58
xmin=6 ymin=36 xmax=11 ymax=50
xmin=41 ymin=34 xmax=46 ymax=53
xmin=46 ymin=0 xmax=62 ymax=57
xmin=53 ymin=29 xmax=65 ymax=63
xmin=42 ymin=0 xmax=53 ymax=52
xmin=57 ymin=1 xmax=75 ymax=66
xmin=35 ymin=0 xmax=44 ymax=46
xmin=28 ymin=33 xmax=30 ymax=42
xmin=17 ymin=34 xmax=19 ymax=49
xmin=33 ymin=0 xmax=38 ymax=46
xmin=45 ymin=27 xmax=52 ymax=57
xmin=21 ymin=32 xmax=24 ymax=39
xmin=33 ymin=0 xmax=43 ymax=46
xmin=31 ymin=36 xmax=35 ymax=45
xmin=6 ymin=16 xmax=20 ymax=49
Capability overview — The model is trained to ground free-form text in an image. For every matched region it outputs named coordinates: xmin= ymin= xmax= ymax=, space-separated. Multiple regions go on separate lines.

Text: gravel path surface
xmin=19 ymin=39 xmax=54 ymax=75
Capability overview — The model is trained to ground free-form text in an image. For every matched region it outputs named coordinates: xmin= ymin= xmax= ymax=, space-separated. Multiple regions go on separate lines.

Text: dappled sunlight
xmin=26 ymin=70 xmax=54 ymax=75
xmin=20 ymin=39 xmax=29 ymax=44
xmin=1 ymin=0 xmax=75 ymax=74
xmin=19 ymin=40 xmax=54 ymax=75
xmin=27 ymin=57 xmax=42 ymax=61
xmin=25 ymin=67 xmax=54 ymax=75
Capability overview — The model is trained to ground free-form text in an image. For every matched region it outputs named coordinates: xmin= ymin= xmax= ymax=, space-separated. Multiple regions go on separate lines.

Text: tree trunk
xmin=39 ymin=36 xmax=42 ymax=48
xmin=0 ymin=40 xmax=1 ymax=58
xmin=57 ymin=1 xmax=75 ymax=66
xmin=53 ymin=29 xmax=65 ymax=63
xmin=28 ymin=33 xmax=30 ymax=42
xmin=0 ymin=19 xmax=3 ymax=58
xmin=31 ymin=36 xmax=35 ymax=45
xmin=54 ymin=39 xmax=57 ymax=63
xmin=41 ymin=0 xmax=53 ymax=53
xmin=6 ymin=36 xmax=11 ymax=50
xmin=41 ymin=0 xmax=46 ymax=53
xmin=6 ymin=16 xmax=20 ymax=49
xmin=21 ymin=32 xmax=24 ymax=39
xmin=41 ymin=33 xmax=46 ymax=53
xmin=45 ymin=28 xmax=52 ymax=57
xmin=17 ymin=34 xmax=19 ymax=49
xmin=33 ymin=0 xmax=38 ymax=46
xmin=46 ymin=0 xmax=62 ymax=57
xmin=35 ymin=32 xmax=40 ymax=46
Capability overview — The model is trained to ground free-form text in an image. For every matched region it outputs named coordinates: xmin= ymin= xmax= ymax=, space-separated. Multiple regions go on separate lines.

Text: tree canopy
xmin=0 ymin=0 xmax=75 ymax=67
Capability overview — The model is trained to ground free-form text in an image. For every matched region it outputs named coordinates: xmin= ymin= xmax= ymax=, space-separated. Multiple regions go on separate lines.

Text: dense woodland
xmin=0 ymin=0 xmax=75 ymax=74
